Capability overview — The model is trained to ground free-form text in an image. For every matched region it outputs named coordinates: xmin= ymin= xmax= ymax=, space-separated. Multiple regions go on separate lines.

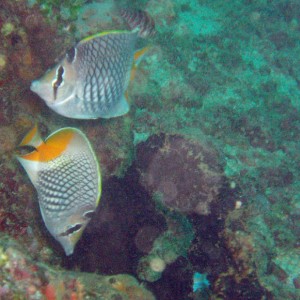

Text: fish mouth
xmin=30 ymin=80 xmax=76 ymax=107
xmin=30 ymin=80 xmax=40 ymax=93
xmin=60 ymin=240 xmax=75 ymax=256
xmin=30 ymin=80 xmax=52 ymax=103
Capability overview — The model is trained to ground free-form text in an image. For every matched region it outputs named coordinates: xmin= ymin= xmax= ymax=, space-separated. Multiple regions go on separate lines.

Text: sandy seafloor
xmin=0 ymin=0 xmax=299 ymax=299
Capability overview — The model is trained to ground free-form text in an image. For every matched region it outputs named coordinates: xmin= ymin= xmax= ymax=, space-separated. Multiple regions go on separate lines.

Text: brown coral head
xmin=136 ymin=134 xmax=224 ymax=215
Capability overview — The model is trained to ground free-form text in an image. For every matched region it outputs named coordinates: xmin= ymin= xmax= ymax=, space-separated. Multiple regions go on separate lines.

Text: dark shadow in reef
xmin=60 ymin=134 xmax=272 ymax=300
xmin=62 ymin=166 xmax=167 ymax=275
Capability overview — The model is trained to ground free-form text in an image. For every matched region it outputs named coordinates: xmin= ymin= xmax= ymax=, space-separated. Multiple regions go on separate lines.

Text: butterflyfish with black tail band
xmin=30 ymin=10 xmax=155 ymax=119
xmin=16 ymin=125 xmax=101 ymax=255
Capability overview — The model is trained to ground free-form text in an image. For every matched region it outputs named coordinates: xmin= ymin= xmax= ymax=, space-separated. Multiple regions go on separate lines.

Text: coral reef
xmin=0 ymin=0 xmax=74 ymax=268
xmin=27 ymin=0 xmax=88 ymax=23
xmin=0 ymin=0 xmax=300 ymax=299
xmin=0 ymin=0 xmax=73 ymax=145
xmin=73 ymin=1 xmax=119 ymax=39
xmin=222 ymin=185 xmax=300 ymax=299
xmin=137 ymin=211 xmax=194 ymax=282
xmin=128 ymin=1 xmax=300 ymax=297
xmin=0 ymin=233 xmax=155 ymax=299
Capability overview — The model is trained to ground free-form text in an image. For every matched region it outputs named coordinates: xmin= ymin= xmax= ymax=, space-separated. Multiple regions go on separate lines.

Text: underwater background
xmin=0 ymin=0 xmax=299 ymax=299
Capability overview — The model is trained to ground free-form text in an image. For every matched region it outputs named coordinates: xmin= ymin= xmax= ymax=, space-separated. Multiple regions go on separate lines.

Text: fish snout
xmin=30 ymin=80 xmax=39 ymax=93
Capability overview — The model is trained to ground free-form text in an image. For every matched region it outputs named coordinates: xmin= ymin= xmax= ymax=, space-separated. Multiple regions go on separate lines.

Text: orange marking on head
xmin=20 ymin=129 xmax=75 ymax=162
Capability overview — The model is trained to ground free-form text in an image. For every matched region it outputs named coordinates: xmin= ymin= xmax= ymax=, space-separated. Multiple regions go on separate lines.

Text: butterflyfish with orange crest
xmin=16 ymin=125 xmax=101 ymax=255
xmin=30 ymin=10 xmax=155 ymax=119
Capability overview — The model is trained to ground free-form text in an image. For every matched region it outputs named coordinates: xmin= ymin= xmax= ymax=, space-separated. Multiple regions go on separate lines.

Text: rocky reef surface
xmin=0 ymin=0 xmax=299 ymax=299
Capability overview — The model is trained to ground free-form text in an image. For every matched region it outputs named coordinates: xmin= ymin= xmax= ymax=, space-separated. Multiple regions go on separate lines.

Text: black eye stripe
xmin=59 ymin=224 xmax=82 ymax=236
xmin=53 ymin=66 xmax=64 ymax=100
xmin=55 ymin=66 xmax=64 ymax=87
xmin=16 ymin=145 xmax=37 ymax=156
xmin=66 ymin=47 xmax=76 ymax=63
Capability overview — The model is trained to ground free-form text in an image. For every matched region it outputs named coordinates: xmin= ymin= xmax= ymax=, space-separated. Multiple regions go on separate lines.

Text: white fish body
xmin=16 ymin=126 xmax=101 ymax=255
xmin=30 ymin=31 xmax=139 ymax=119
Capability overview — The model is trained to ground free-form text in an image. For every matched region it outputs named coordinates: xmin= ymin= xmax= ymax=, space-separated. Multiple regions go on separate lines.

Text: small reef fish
xmin=16 ymin=125 xmax=101 ymax=255
xmin=121 ymin=9 xmax=156 ymax=38
xmin=30 ymin=11 xmax=154 ymax=119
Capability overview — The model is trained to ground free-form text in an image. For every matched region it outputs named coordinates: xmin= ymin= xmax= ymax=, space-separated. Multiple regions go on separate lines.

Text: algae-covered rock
xmin=137 ymin=211 xmax=194 ymax=282
xmin=0 ymin=233 xmax=155 ymax=299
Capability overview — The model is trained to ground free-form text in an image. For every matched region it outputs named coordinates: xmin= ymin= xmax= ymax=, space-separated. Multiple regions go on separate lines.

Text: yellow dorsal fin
xmin=80 ymin=30 xmax=130 ymax=44
xmin=19 ymin=128 xmax=75 ymax=162
xmin=19 ymin=124 xmax=43 ymax=148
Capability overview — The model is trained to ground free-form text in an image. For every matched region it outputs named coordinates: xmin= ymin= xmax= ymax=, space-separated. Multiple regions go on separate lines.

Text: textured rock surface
xmin=0 ymin=233 xmax=155 ymax=299
xmin=136 ymin=134 xmax=224 ymax=215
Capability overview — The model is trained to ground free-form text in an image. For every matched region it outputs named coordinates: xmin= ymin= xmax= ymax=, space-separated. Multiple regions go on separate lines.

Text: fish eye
xmin=52 ymin=65 xmax=65 ymax=100
xmin=66 ymin=47 xmax=76 ymax=63
xmin=16 ymin=145 xmax=37 ymax=155
xmin=60 ymin=224 xmax=82 ymax=236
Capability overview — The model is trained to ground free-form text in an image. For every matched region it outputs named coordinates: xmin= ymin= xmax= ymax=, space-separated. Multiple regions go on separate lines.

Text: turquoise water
xmin=0 ymin=0 xmax=299 ymax=299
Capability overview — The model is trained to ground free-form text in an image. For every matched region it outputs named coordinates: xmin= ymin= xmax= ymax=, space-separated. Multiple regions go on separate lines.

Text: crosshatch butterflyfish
xmin=30 ymin=10 xmax=155 ymax=119
xmin=16 ymin=125 xmax=101 ymax=255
